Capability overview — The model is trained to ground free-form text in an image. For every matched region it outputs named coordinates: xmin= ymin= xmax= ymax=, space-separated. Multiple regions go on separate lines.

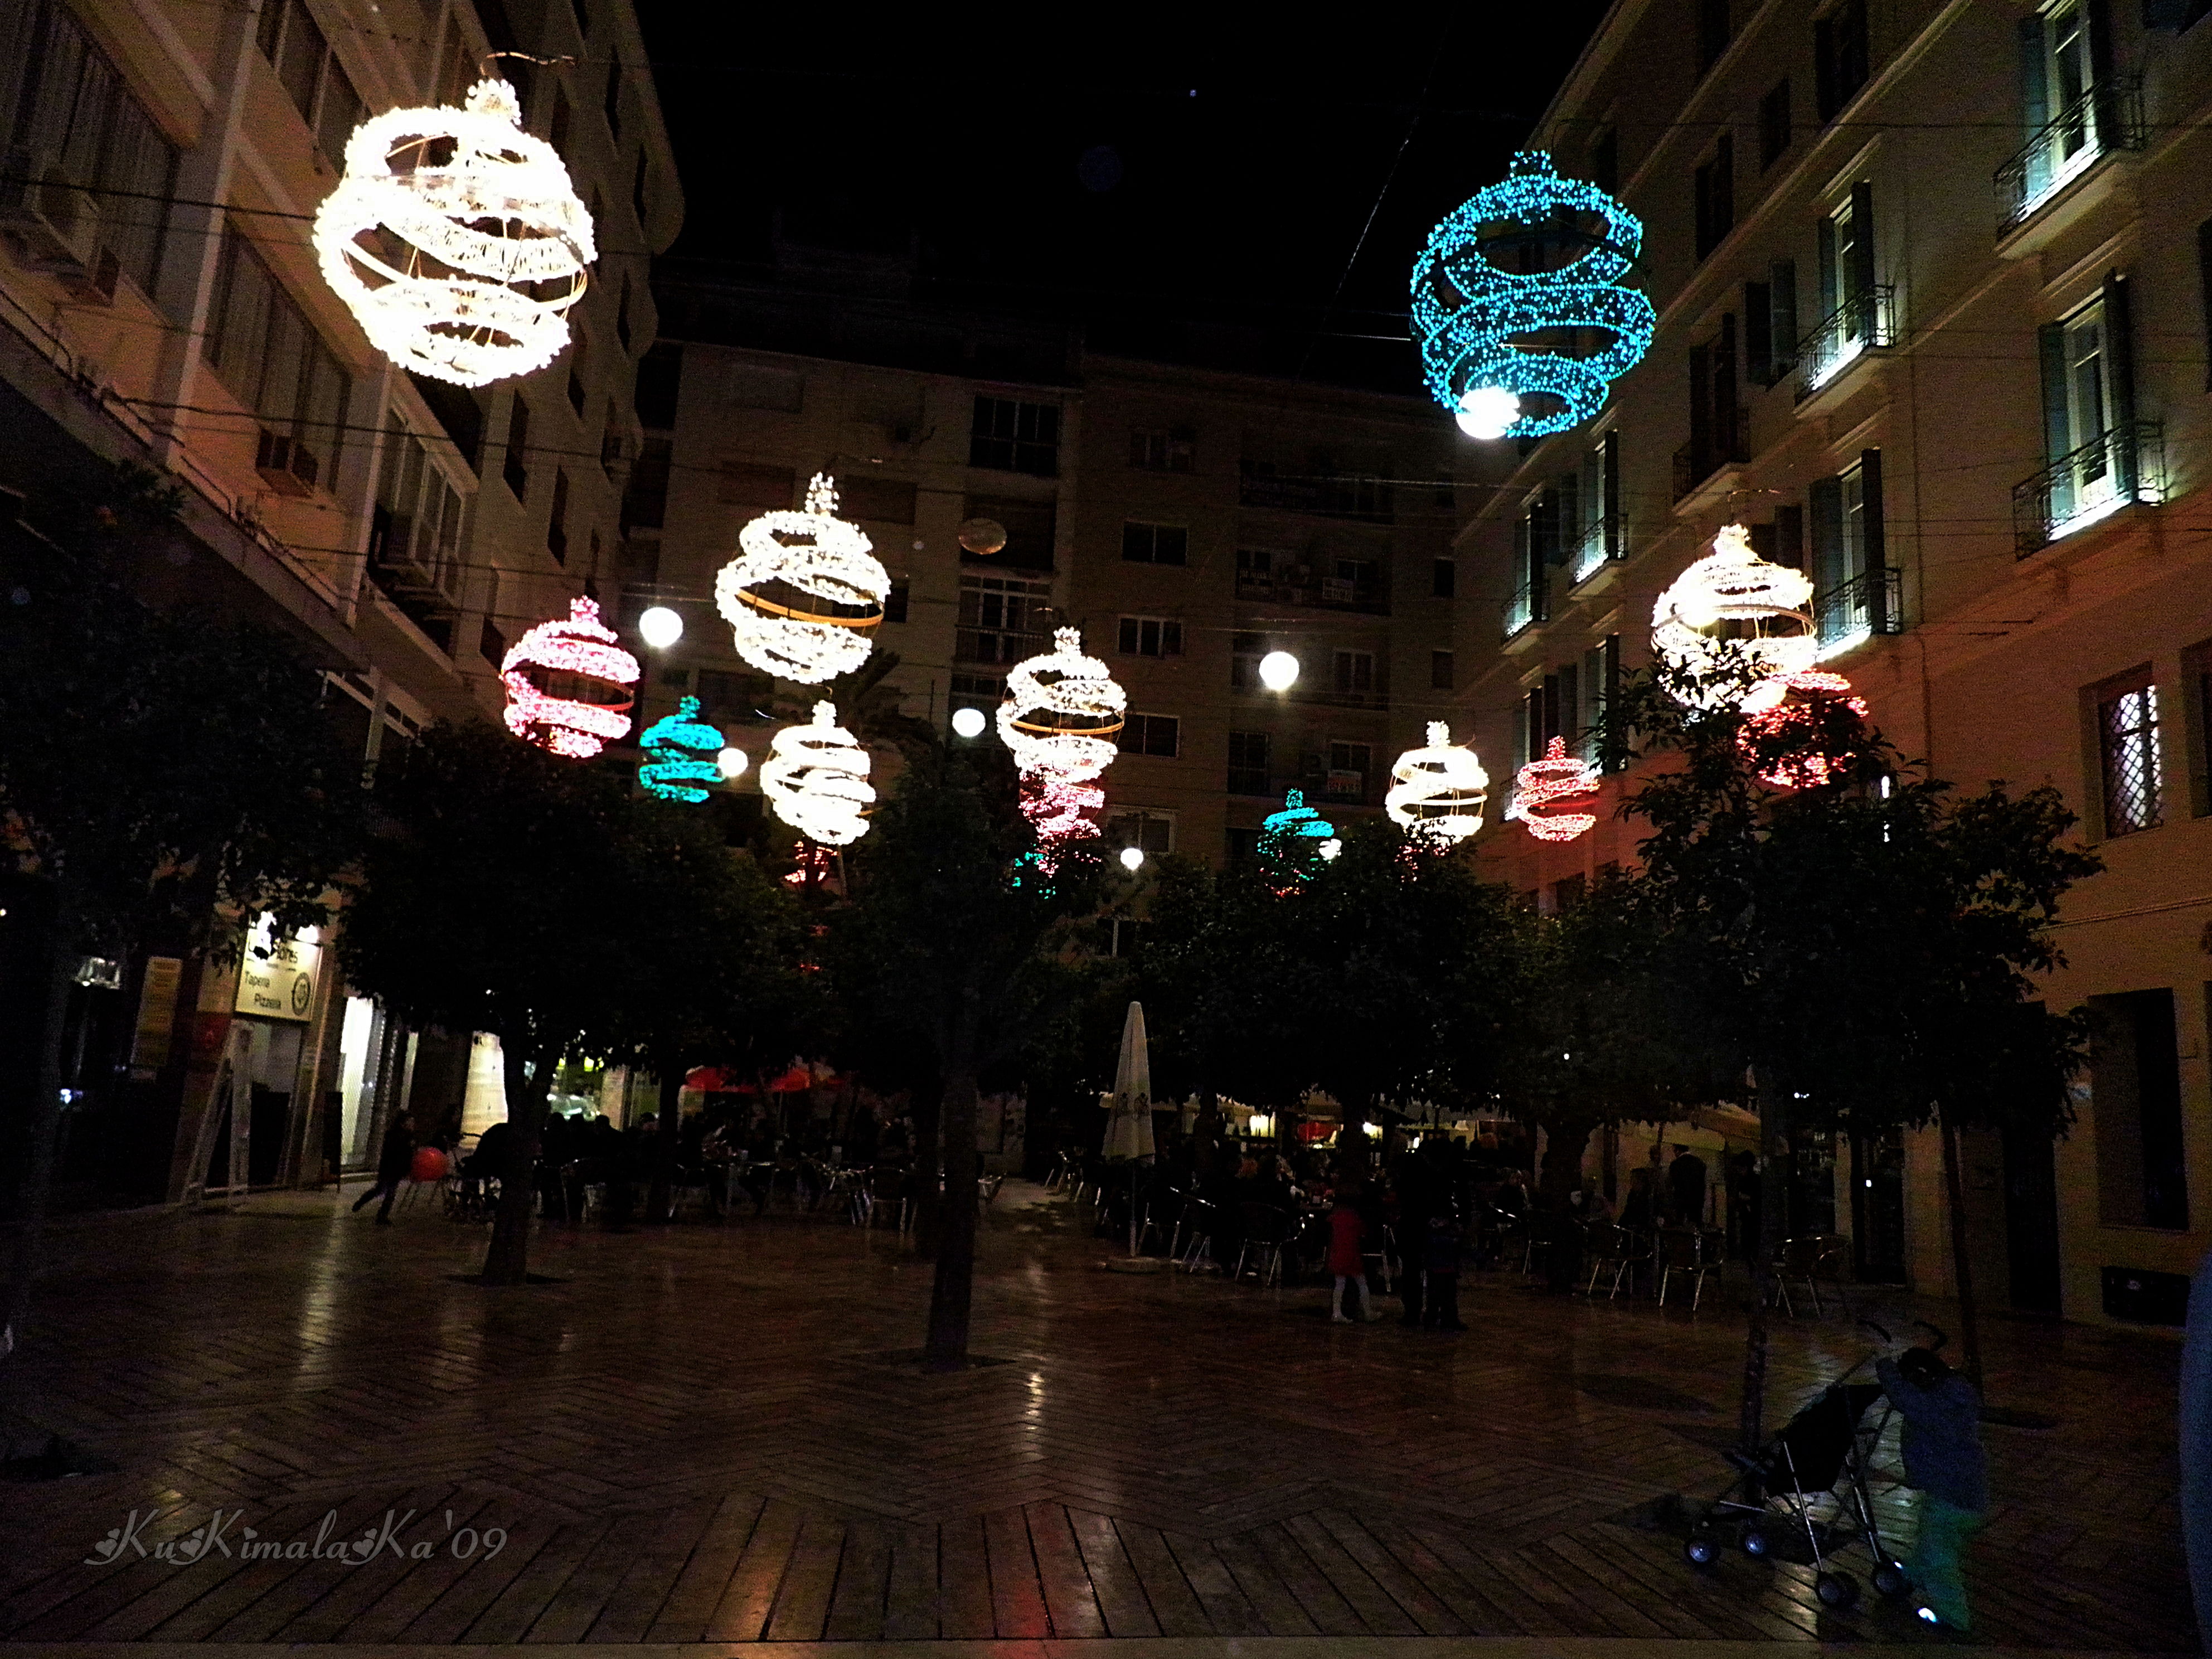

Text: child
xmin=1875 ymin=1341 xmax=1988 ymax=1631
xmin=1423 ymin=1211 xmax=1467 ymax=1331
xmin=1328 ymin=1188 xmax=1377 ymax=1322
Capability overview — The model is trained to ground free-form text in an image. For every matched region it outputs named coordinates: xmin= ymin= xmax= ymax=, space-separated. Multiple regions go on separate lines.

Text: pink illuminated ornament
xmin=1737 ymin=669 xmax=1870 ymax=789
xmin=500 ymin=596 xmax=639 ymax=758
xmin=1512 ymin=736 xmax=1602 ymax=842
xmin=1019 ymin=773 xmax=1104 ymax=872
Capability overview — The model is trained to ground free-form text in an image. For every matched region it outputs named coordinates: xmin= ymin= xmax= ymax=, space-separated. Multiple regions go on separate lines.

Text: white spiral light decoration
xmin=1385 ymin=721 xmax=1490 ymax=843
xmin=313 ymin=79 xmax=595 ymax=387
xmin=997 ymin=627 xmax=1126 ymax=782
xmin=715 ymin=474 xmax=889 ymax=684
xmin=760 ymin=701 xmax=875 ymax=846
xmin=1650 ymin=523 xmax=1818 ymax=710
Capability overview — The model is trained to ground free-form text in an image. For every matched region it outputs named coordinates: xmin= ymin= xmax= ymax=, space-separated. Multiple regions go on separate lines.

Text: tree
xmin=826 ymin=746 xmax=1103 ymax=1370
xmin=341 ymin=722 xmax=674 ymax=1284
xmin=0 ymin=469 xmax=365 ymax=1352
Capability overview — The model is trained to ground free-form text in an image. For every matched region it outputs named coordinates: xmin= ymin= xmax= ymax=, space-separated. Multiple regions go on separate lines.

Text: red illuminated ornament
xmin=1020 ymin=773 xmax=1104 ymax=873
xmin=500 ymin=596 xmax=639 ymax=758
xmin=1738 ymin=669 xmax=1869 ymax=789
xmin=1513 ymin=736 xmax=1601 ymax=842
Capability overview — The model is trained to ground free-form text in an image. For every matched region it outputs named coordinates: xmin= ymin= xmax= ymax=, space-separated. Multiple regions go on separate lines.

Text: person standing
xmin=1328 ymin=1186 xmax=1377 ymax=1323
xmin=1876 ymin=1340 xmax=1989 ymax=1632
xmin=351 ymin=1112 xmax=415 ymax=1225
xmin=1667 ymin=1143 xmax=1709 ymax=1226
xmin=1423 ymin=1211 xmax=1466 ymax=1331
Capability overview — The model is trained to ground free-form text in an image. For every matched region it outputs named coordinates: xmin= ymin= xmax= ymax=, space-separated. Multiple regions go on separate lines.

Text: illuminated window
xmin=2097 ymin=676 xmax=2164 ymax=836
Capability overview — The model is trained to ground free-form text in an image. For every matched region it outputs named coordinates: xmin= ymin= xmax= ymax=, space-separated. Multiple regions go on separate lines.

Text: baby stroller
xmin=1682 ymin=1321 xmax=1910 ymax=1610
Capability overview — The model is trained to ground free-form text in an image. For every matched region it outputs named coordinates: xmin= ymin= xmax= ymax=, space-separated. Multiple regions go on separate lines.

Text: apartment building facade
xmin=0 ymin=0 xmax=679 ymax=1199
xmin=644 ymin=265 xmax=1476 ymax=867
xmin=1451 ymin=0 xmax=2212 ymax=1326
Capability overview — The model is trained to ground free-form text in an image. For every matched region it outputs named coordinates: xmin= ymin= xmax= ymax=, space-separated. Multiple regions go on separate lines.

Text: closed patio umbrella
xmin=1102 ymin=1001 xmax=1154 ymax=1254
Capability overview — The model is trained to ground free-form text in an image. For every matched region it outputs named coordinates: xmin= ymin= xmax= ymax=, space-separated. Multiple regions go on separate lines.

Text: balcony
xmin=1569 ymin=517 xmax=1623 ymax=585
xmin=954 ymin=627 xmax=1051 ymax=666
xmin=1672 ymin=422 xmax=1750 ymax=505
xmin=1503 ymin=575 xmax=1547 ymax=640
xmin=1813 ymin=566 xmax=1902 ymax=657
xmin=1238 ymin=467 xmax=1395 ymax=524
xmin=1993 ymin=75 xmax=2143 ymax=235
xmin=1234 ymin=571 xmax=1389 ymax=615
xmin=1794 ymin=285 xmax=1895 ymax=401
xmin=2011 ymin=420 xmax=2164 ymax=556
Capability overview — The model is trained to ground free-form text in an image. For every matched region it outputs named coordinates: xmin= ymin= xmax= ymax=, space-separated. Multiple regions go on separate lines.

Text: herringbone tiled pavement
xmin=0 ymin=1182 xmax=2190 ymax=1650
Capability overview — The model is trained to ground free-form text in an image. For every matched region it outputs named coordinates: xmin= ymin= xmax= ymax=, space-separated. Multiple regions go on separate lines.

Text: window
xmin=696 ymin=668 xmax=774 ymax=727
xmin=1431 ymin=651 xmax=1455 ymax=691
xmin=1684 ymin=315 xmax=1740 ymax=489
xmin=256 ymin=0 xmax=362 ymax=166
xmin=501 ymin=396 xmax=531 ymax=501
xmin=969 ymin=396 xmax=1060 ymax=474
xmin=620 ymin=435 xmax=668 ymax=532
xmin=1117 ymin=616 xmax=1183 ymax=657
xmin=2089 ymin=989 xmax=2186 ymax=1228
xmin=1578 ymin=642 xmax=1613 ymax=763
xmin=2032 ymin=278 xmax=2149 ymax=542
xmin=206 ymin=231 xmax=351 ymax=487
xmin=616 ymin=274 xmax=632 ymax=352
xmin=546 ymin=467 xmax=569 ymax=564
xmin=1130 ymin=426 xmax=1195 ymax=472
xmin=567 ymin=334 xmax=588 ymax=416
xmin=964 ymin=495 xmax=1057 ymax=569
xmin=1108 ymin=812 xmax=1175 ymax=854
xmin=956 ymin=574 xmax=1050 ymax=665
xmin=1236 ymin=547 xmax=1274 ymax=588
xmin=479 ymin=615 xmax=506 ymax=666
xmin=2015 ymin=3 xmax=2102 ymax=219
xmin=1694 ymin=134 xmax=1734 ymax=260
xmin=1815 ymin=0 xmax=1870 ymax=123
xmin=1803 ymin=187 xmax=1883 ymax=389
xmin=1333 ymin=651 xmax=1376 ymax=696
xmin=1432 ymin=558 xmax=1456 ymax=599
xmin=1749 ymin=503 xmax=1806 ymax=569
xmin=1325 ymin=741 xmax=1371 ymax=803
xmin=885 ymin=579 xmax=909 ymax=625
xmin=1228 ymin=731 xmax=1270 ymax=795
xmin=1697 ymin=0 xmax=1731 ymax=71
xmin=370 ymin=421 xmax=468 ymax=618
xmin=719 ymin=462 xmax=793 ymax=509
xmin=0 ymin=0 xmax=181 ymax=303
xmin=1574 ymin=431 xmax=1621 ymax=581
xmin=1507 ymin=506 xmax=1547 ymax=636
xmin=1230 ymin=632 xmax=1263 ymax=690
xmin=1119 ymin=714 xmax=1180 ymax=758
xmin=2098 ymin=675 xmax=2164 ymax=836
xmin=1759 ymin=79 xmax=1793 ymax=168
xmin=1122 ymin=522 xmax=1189 ymax=565
xmin=1808 ymin=450 xmax=1890 ymax=646
xmin=1225 ymin=826 xmax=1261 ymax=862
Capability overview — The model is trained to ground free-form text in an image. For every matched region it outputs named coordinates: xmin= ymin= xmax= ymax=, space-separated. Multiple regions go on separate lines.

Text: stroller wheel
xmin=1683 ymin=1531 xmax=1720 ymax=1567
xmin=1815 ymin=1570 xmax=1860 ymax=1609
xmin=1740 ymin=1527 xmax=1770 ymax=1557
xmin=1872 ymin=1561 xmax=1910 ymax=1597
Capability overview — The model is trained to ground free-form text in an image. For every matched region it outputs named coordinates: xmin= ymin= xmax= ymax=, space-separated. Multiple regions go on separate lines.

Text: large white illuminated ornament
xmin=998 ymin=627 xmax=1126 ymax=782
xmin=1512 ymin=736 xmax=1602 ymax=842
xmin=1651 ymin=523 xmax=1818 ymax=710
xmin=715 ymin=474 xmax=888 ymax=684
xmin=760 ymin=701 xmax=874 ymax=845
xmin=1384 ymin=722 xmax=1490 ymax=843
xmin=500 ymin=596 xmax=638 ymax=758
xmin=313 ymin=78 xmax=595 ymax=388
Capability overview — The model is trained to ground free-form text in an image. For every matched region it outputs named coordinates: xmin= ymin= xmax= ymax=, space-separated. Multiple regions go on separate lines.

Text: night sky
xmin=637 ymin=12 xmax=1612 ymax=385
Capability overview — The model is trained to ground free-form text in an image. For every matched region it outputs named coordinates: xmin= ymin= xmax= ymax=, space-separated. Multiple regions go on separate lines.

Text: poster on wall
xmin=235 ymin=922 xmax=322 ymax=1023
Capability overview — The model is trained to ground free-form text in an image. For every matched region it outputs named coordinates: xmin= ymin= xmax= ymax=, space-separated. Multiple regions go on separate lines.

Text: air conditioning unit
xmin=0 ymin=151 xmax=102 ymax=276
xmin=255 ymin=429 xmax=320 ymax=497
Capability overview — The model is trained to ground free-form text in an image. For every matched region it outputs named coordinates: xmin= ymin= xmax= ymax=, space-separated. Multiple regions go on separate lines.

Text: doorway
xmin=2002 ymin=1122 xmax=2063 ymax=1313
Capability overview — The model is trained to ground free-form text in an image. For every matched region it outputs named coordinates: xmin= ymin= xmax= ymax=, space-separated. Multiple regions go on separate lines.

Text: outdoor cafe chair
xmin=1235 ymin=1202 xmax=1292 ymax=1287
xmin=1583 ymin=1223 xmax=1639 ymax=1299
xmin=1656 ymin=1227 xmax=1712 ymax=1311
xmin=1773 ymin=1233 xmax=1853 ymax=1317
xmin=1178 ymin=1197 xmax=1219 ymax=1271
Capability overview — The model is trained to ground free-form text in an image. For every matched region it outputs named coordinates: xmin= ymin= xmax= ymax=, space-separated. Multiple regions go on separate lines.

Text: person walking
xmin=1423 ymin=1210 xmax=1467 ymax=1331
xmin=1328 ymin=1186 xmax=1379 ymax=1323
xmin=1876 ymin=1338 xmax=1989 ymax=1632
xmin=351 ymin=1112 xmax=415 ymax=1225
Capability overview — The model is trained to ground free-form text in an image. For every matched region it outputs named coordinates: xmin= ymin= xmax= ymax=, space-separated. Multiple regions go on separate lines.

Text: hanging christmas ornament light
xmin=1258 ymin=789 xmax=1337 ymax=860
xmin=1411 ymin=151 xmax=1655 ymax=439
xmin=1510 ymin=735 xmax=1602 ymax=842
xmin=499 ymin=595 xmax=638 ymax=758
xmin=760 ymin=701 xmax=874 ymax=845
xmin=1384 ymin=722 xmax=1491 ymax=843
xmin=636 ymin=695 xmax=725 ymax=803
xmin=313 ymin=76 xmax=595 ymax=387
xmin=1737 ymin=669 xmax=1870 ymax=790
xmin=998 ymin=627 xmax=1126 ymax=782
xmin=1017 ymin=774 xmax=1105 ymax=876
xmin=715 ymin=474 xmax=889 ymax=684
xmin=1651 ymin=523 xmax=1820 ymax=710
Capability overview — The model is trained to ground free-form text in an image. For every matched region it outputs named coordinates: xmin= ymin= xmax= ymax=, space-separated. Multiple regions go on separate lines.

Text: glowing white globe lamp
xmin=950 ymin=706 xmax=987 ymax=739
xmin=1258 ymin=650 xmax=1301 ymax=691
xmin=1455 ymin=385 xmax=1522 ymax=440
xmin=716 ymin=746 xmax=748 ymax=779
xmin=1119 ymin=845 xmax=1146 ymax=871
xmin=638 ymin=605 xmax=683 ymax=649
xmin=1319 ymin=838 xmax=1342 ymax=862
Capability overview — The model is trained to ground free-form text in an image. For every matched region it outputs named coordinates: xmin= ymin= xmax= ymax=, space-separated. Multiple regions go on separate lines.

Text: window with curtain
xmin=2096 ymin=676 xmax=2164 ymax=836
xmin=206 ymin=230 xmax=352 ymax=476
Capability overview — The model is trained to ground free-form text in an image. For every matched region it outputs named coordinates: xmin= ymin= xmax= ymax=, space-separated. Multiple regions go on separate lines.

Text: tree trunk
xmin=924 ymin=1005 xmax=982 ymax=1372
xmin=481 ymin=1039 xmax=552 ymax=1285
xmin=1939 ymin=1118 xmax=1985 ymax=1394
xmin=1740 ymin=1096 xmax=1789 ymax=1457
xmin=3 ymin=884 xmax=77 ymax=1361
xmin=1539 ymin=1115 xmax=1593 ymax=1292
xmin=909 ymin=1077 xmax=944 ymax=1259
xmin=647 ymin=1059 xmax=682 ymax=1224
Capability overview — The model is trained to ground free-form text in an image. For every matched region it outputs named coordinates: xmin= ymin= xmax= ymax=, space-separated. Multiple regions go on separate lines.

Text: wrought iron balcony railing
xmin=1504 ymin=574 xmax=1547 ymax=639
xmin=2011 ymin=419 xmax=2164 ymax=556
xmin=1813 ymin=566 xmax=1903 ymax=652
xmin=1794 ymin=285 xmax=1895 ymax=400
xmin=1672 ymin=424 xmax=1750 ymax=504
xmin=1993 ymin=75 xmax=2144 ymax=234
xmin=1569 ymin=516 xmax=1623 ymax=584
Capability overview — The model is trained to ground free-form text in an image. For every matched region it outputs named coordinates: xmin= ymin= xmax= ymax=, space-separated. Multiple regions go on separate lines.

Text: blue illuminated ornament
xmin=1258 ymin=789 xmax=1337 ymax=861
xmin=637 ymin=695 xmax=725 ymax=803
xmin=1411 ymin=151 xmax=1656 ymax=439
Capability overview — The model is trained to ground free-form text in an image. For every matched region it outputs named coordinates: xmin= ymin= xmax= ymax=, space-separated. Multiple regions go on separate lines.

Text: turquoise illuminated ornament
xmin=1411 ymin=151 xmax=1655 ymax=439
xmin=1258 ymin=790 xmax=1337 ymax=860
xmin=637 ymin=695 xmax=725 ymax=803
